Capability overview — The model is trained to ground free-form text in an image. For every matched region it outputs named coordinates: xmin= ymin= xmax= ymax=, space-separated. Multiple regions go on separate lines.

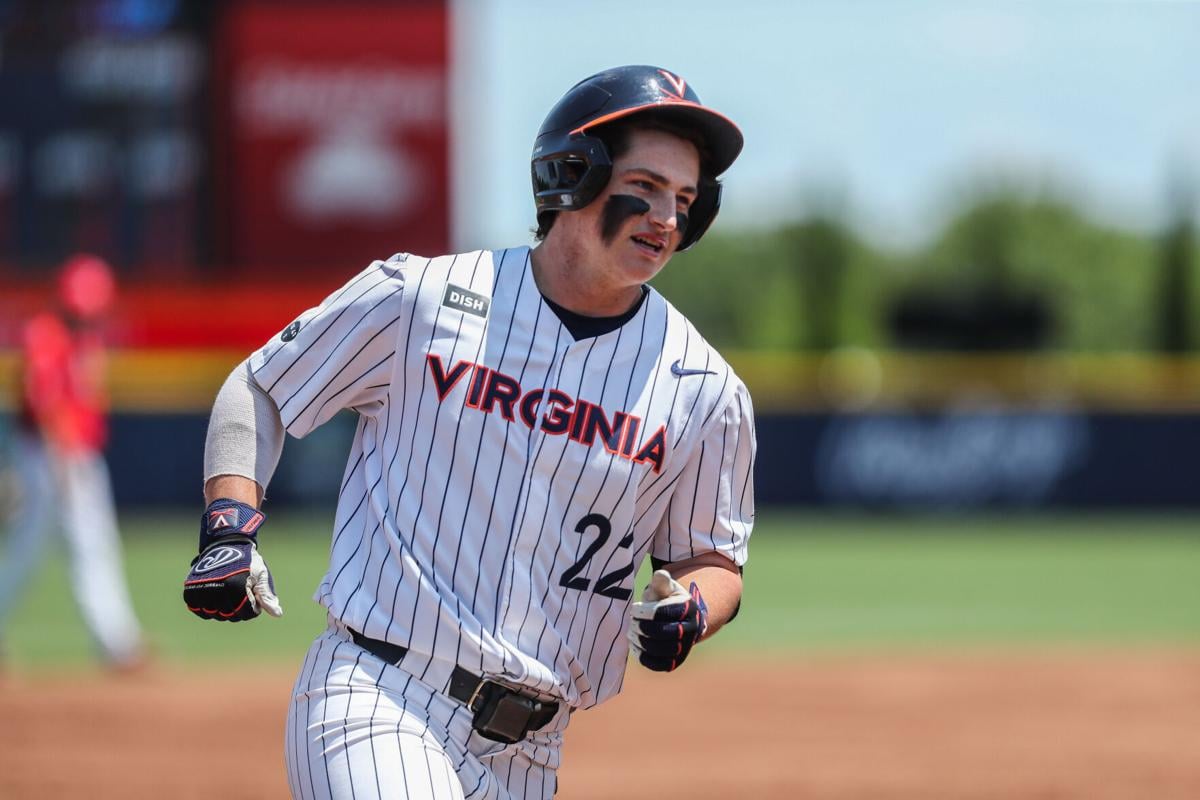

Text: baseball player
xmin=184 ymin=65 xmax=755 ymax=799
xmin=0 ymin=255 xmax=147 ymax=669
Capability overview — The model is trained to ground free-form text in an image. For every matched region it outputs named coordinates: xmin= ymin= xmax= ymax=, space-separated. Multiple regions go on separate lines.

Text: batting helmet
xmin=58 ymin=253 xmax=116 ymax=320
xmin=531 ymin=65 xmax=743 ymax=251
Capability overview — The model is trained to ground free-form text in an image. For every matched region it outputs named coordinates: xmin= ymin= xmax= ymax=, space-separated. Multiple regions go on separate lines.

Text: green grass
xmin=2 ymin=511 xmax=338 ymax=669
xmin=2 ymin=511 xmax=1197 ymax=668
xmin=722 ymin=514 xmax=1200 ymax=653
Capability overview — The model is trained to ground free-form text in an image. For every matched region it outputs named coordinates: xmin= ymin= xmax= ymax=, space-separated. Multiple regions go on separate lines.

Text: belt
xmin=349 ymin=628 xmax=559 ymax=744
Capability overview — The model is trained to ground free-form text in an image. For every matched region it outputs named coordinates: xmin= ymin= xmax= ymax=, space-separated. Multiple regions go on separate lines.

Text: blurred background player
xmin=0 ymin=254 xmax=147 ymax=670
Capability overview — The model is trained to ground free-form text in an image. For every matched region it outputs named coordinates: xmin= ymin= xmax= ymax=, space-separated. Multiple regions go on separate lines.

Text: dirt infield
xmin=2 ymin=648 xmax=1198 ymax=799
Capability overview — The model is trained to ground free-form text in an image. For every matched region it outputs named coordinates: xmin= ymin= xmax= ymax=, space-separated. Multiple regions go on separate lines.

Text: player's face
xmin=570 ymin=129 xmax=701 ymax=290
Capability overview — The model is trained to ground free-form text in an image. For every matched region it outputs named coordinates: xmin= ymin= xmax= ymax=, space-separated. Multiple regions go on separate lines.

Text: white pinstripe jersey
xmin=250 ymin=247 xmax=755 ymax=709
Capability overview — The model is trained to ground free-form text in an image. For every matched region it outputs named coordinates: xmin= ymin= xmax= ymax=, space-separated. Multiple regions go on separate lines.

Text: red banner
xmin=216 ymin=3 xmax=449 ymax=275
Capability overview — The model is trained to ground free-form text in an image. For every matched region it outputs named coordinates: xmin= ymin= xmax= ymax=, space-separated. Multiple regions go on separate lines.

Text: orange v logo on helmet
xmin=657 ymin=70 xmax=688 ymax=100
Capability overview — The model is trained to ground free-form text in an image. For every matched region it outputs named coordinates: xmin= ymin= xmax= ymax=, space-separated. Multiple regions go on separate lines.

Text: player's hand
xmin=627 ymin=569 xmax=708 ymax=672
xmin=183 ymin=499 xmax=283 ymax=622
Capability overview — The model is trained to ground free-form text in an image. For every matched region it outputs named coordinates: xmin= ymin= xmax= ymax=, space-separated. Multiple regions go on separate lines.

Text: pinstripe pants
xmin=286 ymin=624 xmax=566 ymax=799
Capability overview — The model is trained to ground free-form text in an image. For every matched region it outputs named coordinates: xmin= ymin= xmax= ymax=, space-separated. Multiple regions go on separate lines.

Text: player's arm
xmin=203 ymin=359 xmax=285 ymax=502
xmin=630 ymin=381 xmax=756 ymax=671
xmin=205 ymin=474 xmax=261 ymax=506
xmin=653 ymin=551 xmax=742 ymax=641
xmin=183 ymin=360 xmax=285 ymax=622
xmin=183 ymin=258 xmax=406 ymax=623
xmin=629 ymin=554 xmax=742 ymax=672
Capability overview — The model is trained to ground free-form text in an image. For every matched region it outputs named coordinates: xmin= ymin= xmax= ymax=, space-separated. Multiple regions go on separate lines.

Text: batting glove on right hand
xmin=183 ymin=499 xmax=283 ymax=622
xmin=628 ymin=569 xmax=708 ymax=672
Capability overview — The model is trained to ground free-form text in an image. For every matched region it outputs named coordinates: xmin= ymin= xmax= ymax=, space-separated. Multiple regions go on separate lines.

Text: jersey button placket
xmin=492 ymin=345 xmax=565 ymax=648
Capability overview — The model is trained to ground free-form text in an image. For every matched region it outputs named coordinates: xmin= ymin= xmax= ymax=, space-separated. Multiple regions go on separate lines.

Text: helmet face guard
xmin=531 ymin=66 xmax=743 ymax=252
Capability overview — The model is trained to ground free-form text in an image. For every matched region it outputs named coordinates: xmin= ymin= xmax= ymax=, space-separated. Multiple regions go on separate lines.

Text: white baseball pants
xmin=286 ymin=623 xmax=567 ymax=799
xmin=0 ymin=434 xmax=143 ymax=665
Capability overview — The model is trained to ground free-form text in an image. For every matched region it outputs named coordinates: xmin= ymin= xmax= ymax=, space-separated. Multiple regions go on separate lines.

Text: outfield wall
xmin=2 ymin=409 xmax=1193 ymax=510
xmin=757 ymin=411 xmax=1197 ymax=509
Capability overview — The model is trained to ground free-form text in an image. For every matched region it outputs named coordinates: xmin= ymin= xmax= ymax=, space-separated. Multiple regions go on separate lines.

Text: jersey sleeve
xmin=248 ymin=256 xmax=407 ymax=438
xmin=652 ymin=380 xmax=756 ymax=568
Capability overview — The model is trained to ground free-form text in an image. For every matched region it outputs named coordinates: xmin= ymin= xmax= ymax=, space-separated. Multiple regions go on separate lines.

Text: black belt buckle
xmin=469 ymin=681 xmax=549 ymax=744
xmin=350 ymin=639 xmax=559 ymax=745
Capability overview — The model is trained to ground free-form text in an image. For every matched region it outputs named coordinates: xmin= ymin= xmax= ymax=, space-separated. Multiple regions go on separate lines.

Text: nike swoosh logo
xmin=670 ymin=359 xmax=716 ymax=378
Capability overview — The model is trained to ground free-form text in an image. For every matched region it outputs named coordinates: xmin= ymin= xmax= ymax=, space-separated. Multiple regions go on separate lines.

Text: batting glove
xmin=628 ymin=569 xmax=708 ymax=672
xmin=183 ymin=499 xmax=283 ymax=622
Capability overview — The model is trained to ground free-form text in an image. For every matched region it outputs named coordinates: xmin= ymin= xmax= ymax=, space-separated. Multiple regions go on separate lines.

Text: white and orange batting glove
xmin=628 ymin=569 xmax=708 ymax=672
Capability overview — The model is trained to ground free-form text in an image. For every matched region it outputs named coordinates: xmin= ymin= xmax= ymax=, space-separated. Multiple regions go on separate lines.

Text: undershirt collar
xmin=540 ymin=286 xmax=649 ymax=341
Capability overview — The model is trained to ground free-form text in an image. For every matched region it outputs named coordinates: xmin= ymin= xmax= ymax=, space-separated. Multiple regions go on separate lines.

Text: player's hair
xmin=533 ymin=117 xmax=712 ymax=242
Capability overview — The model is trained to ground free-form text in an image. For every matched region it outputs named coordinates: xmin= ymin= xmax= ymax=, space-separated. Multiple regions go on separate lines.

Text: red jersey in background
xmin=18 ymin=312 xmax=109 ymax=453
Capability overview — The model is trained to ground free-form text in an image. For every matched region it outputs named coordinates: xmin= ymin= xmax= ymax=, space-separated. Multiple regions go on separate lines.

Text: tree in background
xmin=656 ymin=182 xmax=1179 ymax=354
xmin=889 ymin=196 xmax=1054 ymax=351
xmin=791 ymin=213 xmax=849 ymax=352
xmin=1156 ymin=176 xmax=1195 ymax=353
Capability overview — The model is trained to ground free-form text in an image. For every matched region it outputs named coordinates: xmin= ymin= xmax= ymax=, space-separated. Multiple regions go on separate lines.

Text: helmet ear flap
xmin=677 ymin=178 xmax=722 ymax=251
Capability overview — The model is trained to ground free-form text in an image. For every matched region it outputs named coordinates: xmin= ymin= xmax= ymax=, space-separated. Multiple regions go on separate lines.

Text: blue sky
xmin=450 ymin=0 xmax=1200 ymax=250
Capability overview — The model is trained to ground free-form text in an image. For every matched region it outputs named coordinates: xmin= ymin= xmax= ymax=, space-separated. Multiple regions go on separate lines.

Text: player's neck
xmin=529 ymin=241 xmax=643 ymax=318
